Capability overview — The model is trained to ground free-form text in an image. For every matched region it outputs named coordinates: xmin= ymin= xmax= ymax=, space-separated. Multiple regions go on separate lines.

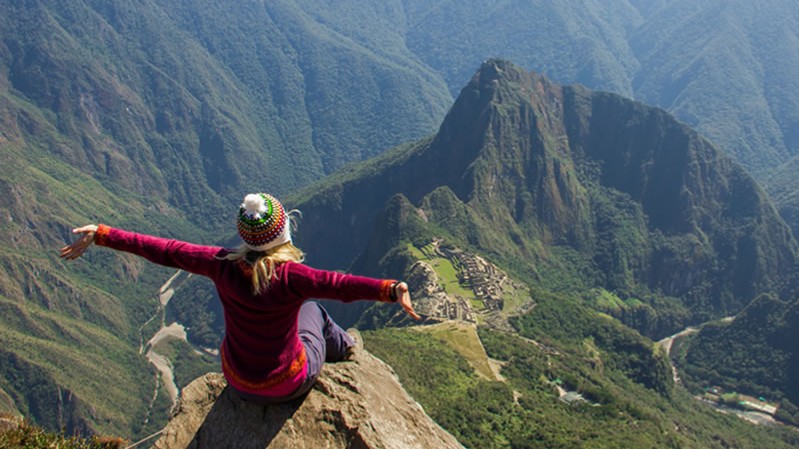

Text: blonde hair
xmin=225 ymin=209 xmax=304 ymax=294
xmin=224 ymin=242 xmax=305 ymax=294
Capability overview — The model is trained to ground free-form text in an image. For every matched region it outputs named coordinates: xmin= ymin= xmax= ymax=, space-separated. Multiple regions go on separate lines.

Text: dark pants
xmin=234 ymin=301 xmax=353 ymax=404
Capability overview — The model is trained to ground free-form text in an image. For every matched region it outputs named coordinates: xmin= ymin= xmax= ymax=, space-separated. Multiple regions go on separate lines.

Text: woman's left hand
xmin=60 ymin=225 xmax=99 ymax=260
xmin=395 ymin=282 xmax=421 ymax=320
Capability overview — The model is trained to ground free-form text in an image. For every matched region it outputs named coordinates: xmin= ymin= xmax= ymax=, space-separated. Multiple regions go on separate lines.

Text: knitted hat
xmin=237 ymin=193 xmax=291 ymax=251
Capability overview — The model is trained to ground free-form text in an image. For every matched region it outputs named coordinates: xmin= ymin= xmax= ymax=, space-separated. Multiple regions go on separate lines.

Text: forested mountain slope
xmin=0 ymin=0 xmax=451 ymax=438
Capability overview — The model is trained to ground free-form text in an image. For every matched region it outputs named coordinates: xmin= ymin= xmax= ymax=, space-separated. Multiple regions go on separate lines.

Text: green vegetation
xmin=511 ymin=289 xmax=673 ymax=396
xmin=365 ymin=322 xmax=799 ymax=449
xmin=413 ymin=322 xmax=495 ymax=380
xmin=679 ymin=294 xmax=799 ymax=425
xmin=0 ymin=137 xmax=198 ymax=437
xmin=0 ymin=296 xmax=166 ymax=438
xmin=588 ymin=288 xmax=626 ymax=311
xmin=0 ymin=415 xmax=125 ymax=449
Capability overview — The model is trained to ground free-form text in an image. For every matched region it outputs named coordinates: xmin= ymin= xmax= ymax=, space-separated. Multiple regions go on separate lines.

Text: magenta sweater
xmin=95 ymin=224 xmax=395 ymax=395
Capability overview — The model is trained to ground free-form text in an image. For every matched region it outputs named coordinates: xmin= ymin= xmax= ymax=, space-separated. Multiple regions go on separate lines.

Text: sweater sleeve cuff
xmin=379 ymin=279 xmax=399 ymax=302
xmin=95 ymin=224 xmax=111 ymax=246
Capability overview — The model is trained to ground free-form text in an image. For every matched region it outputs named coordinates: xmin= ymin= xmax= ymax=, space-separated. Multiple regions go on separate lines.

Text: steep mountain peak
xmin=418 ymin=59 xmax=588 ymax=247
xmin=438 ymin=58 xmax=562 ymax=145
xmin=296 ymin=59 xmax=798 ymax=333
xmin=468 ymin=58 xmax=533 ymax=93
xmin=153 ymin=350 xmax=464 ymax=449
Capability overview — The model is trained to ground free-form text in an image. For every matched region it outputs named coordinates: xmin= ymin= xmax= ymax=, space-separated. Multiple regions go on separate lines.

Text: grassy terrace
xmin=412 ymin=322 xmax=496 ymax=381
xmin=410 ymin=241 xmax=534 ymax=320
xmin=408 ymin=243 xmax=478 ymax=303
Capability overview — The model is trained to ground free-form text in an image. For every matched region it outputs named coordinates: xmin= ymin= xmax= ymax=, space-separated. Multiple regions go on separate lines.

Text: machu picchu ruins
xmin=407 ymin=239 xmax=533 ymax=328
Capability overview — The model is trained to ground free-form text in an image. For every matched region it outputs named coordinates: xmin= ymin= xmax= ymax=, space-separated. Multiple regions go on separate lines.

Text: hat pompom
xmin=237 ymin=192 xmax=291 ymax=251
xmin=242 ymin=193 xmax=268 ymax=219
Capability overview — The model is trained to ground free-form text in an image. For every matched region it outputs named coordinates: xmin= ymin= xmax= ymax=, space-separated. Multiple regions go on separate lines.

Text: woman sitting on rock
xmin=60 ymin=193 xmax=420 ymax=403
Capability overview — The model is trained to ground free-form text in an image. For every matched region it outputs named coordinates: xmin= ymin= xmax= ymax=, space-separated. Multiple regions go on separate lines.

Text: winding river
xmin=139 ymin=270 xmax=192 ymax=420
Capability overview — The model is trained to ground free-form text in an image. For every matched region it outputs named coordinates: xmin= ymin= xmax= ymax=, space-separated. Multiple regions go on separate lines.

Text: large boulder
xmin=153 ymin=350 xmax=464 ymax=449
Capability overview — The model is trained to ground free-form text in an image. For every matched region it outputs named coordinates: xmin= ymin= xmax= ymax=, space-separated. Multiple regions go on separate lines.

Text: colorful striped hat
xmin=237 ymin=193 xmax=291 ymax=251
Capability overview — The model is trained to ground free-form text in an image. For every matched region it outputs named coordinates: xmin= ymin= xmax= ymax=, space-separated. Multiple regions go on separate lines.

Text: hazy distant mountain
xmin=399 ymin=0 xmax=799 ymax=180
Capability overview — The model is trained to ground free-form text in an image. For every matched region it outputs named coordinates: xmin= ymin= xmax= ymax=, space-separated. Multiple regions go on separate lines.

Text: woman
xmin=60 ymin=193 xmax=419 ymax=403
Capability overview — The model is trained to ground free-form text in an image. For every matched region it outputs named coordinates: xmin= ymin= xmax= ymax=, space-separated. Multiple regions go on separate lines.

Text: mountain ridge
xmin=399 ymin=0 xmax=799 ymax=179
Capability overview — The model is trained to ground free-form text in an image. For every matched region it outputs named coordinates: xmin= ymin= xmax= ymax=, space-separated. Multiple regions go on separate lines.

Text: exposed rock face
xmin=153 ymin=350 xmax=464 ymax=449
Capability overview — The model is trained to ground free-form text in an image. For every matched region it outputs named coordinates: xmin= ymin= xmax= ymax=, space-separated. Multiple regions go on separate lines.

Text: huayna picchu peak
xmin=295 ymin=59 xmax=799 ymax=337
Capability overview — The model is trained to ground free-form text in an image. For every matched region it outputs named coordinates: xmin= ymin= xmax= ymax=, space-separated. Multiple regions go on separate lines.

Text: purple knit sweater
xmin=95 ymin=224 xmax=395 ymax=395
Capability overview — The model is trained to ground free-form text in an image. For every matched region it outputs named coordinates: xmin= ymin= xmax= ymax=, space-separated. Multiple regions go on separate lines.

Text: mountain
xmin=0 ymin=0 xmax=451 ymax=220
xmin=400 ymin=0 xmax=642 ymax=97
xmin=394 ymin=0 xmax=799 ymax=235
xmin=0 ymin=0 xmax=452 ymax=437
xmin=294 ymin=59 xmax=799 ymax=335
xmin=398 ymin=0 xmax=799 ymax=180
xmin=282 ymin=61 xmax=799 ymax=444
xmin=629 ymin=0 xmax=799 ymax=175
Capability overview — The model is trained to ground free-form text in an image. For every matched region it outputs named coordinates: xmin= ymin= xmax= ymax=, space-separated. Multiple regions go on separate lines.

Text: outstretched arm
xmin=60 ymin=224 xmax=224 ymax=278
xmin=283 ymin=263 xmax=421 ymax=320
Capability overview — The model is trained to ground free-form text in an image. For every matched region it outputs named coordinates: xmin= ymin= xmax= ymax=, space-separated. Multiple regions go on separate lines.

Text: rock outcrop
xmin=153 ymin=349 xmax=465 ymax=449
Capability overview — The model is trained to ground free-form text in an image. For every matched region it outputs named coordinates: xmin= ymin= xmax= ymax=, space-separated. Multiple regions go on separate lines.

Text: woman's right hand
xmin=60 ymin=225 xmax=99 ymax=260
xmin=395 ymin=282 xmax=421 ymax=320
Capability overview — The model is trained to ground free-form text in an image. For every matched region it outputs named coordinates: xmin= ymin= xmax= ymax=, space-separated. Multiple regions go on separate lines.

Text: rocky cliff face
xmin=153 ymin=349 xmax=464 ymax=449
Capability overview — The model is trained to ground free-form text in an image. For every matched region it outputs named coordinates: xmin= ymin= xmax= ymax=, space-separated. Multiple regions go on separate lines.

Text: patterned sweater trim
xmin=221 ymin=344 xmax=307 ymax=394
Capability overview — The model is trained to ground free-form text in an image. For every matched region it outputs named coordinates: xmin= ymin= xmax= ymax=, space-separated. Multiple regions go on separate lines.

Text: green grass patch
xmin=407 ymin=244 xmax=427 ymax=260
xmin=590 ymin=288 xmax=626 ymax=312
xmin=407 ymin=243 xmax=477 ymax=301
xmin=414 ymin=322 xmax=496 ymax=380
xmin=431 ymin=257 xmax=473 ymax=298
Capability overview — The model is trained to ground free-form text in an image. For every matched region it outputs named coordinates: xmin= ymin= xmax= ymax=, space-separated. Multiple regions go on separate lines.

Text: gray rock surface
xmin=153 ymin=349 xmax=465 ymax=449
